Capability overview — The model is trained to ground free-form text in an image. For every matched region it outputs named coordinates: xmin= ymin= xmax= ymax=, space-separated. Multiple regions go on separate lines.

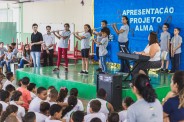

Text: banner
xmin=94 ymin=0 xmax=184 ymax=69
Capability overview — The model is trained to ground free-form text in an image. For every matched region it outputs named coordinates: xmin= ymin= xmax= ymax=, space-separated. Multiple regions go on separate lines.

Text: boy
xmin=108 ymin=113 xmax=119 ymax=122
xmin=84 ymin=100 xmax=106 ymax=122
xmin=5 ymin=84 xmax=15 ymax=97
xmin=35 ymin=102 xmax=50 ymax=122
xmin=93 ymin=27 xmax=110 ymax=74
xmin=0 ymin=91 xmax=10 ymax=111
xmin=27 ymin=83 xmax=37 ymax=100
xmin=2 ymin=72 xmax=14 ymax=90
xmin=160 ymin=23 xmax=171 ymax=73
xmin=93 ymin=20 xmax=108 ymax=72
xmin=47 ymin=89 xmax=58 ymax=106
xmin=170 ymin=28 xmax=182 ymax=73
xmin=29 ymin=87 xmax=47 ymax=112
xmin=23 ymin=112 xmax=36 ymax=122
xmin=17 ymin=77 xmax=31 ymax=111
xmin=11 ymin=42 xmax=19 ymax=57
xmin=71 ymin=111 xmax=84 ymax=122
xmin=45 ymin=104 xmax=62 ymax=122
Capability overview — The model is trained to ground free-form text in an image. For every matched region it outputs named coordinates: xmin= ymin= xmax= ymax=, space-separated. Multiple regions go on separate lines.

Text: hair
xmin=90 ymin=118 xmax=102 ymax=122
xmin=49 ymin=104 xmax=62 ymax=116
xmin=0 ymin=42 xmax=4 ymax=45
xmin=5 ymin=84 xmax=15 ymax=93
xmin=71 ymin=111 xmax=84 ymax=122
xmin=132 ymin=74 xmax=157 ymax=103
xmin=97 ymin=88 xmax=106 ymax=99
xmin=5 ymin=114 xmax=19 ymax=122
xmin=32 ymin=23 xmax=38 ymax=27
xmin=57 ymin=87 xmax=68 ymax=102
xmin=172 ymin=71 xmax=184 ymax=108
xmin=27 ymin=83 xmax=36 ymax=92
xmin=46 ymin=25 xmax=51 ymax=29
xmin=23 ymin=44 xmax=30 ymax=57
xmin=50 ymin=89 xmax=58 ymax=99
xmin=18 ymin=79 xmax=22 ymax=87
xmin=37 ymin=87 xmax=47 ymax=94
xmin=40 ymin=102 xmax=50 ymax=113
xmin=11 ymin=42 xmax=16 ymax=47
xmin=108 ymin=113 xmax=119 ymax=122
xmin=6 ymin=72 xmax=13 ymax=81
xmin=64 ymin=23 xmax=70 ymax=28
xmin=101 ymin=20 xmax=108 ymax=25
xmin=48 ymin=86 xmax=56 ymax=90
xmin=0 ymin=90 xmax=10 ymax=102
xmin=122 ymin=16 xmax=129 ymax=26
xmin=21 ymin=77 xmax=30 ymax=85
xmin=62 ymin=95 xmax=77 ymax=118
xmin=123 ymin=97 xmax=134 ymax=108
xmin=0 ymin=105 xmax=18 ymax=122
xmin=8 ymin=46 xmax=13 ymax=52
xmin=23 ymin=112 xmax=36 ymax=122
xmin=11 ymin=91 xmax=22 ymax=101
xmin=0 ymin=103 xmax=2 ymax=115
xmin=163 ymin=23 xmax=169 ymax=28
xmin=90 ymin=100 xmax=101 ymax=113
xmin=70 ymin=88 xmax=78 ymax=97
xmin=84 ymin=24 xmax=92 ymax=36
xmin=101 ymin=27 xmax=110 ymax=38
xmin=175 ymin=27 xmax=181 ymax=32
xmin=149 ymin=31 xmax=159 ymax=46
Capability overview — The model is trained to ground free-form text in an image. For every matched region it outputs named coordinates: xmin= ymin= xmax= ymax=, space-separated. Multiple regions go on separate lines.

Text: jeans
xmin=43 ymin=49 xmax=54 ymax=67
xmin=1 ymin=60 xmax=11 ymax=72
xmin=31 ymin=52 xmax=41 ymax=68
xmin=171 ymin=53 xmax=180 ymax=72
xmin=100 ymin=55 xmax=107 ymax=72
xmin=57 ymin=47 xmax=68 ymax=68
xmin=19 ymin=59 xmax=29 ymax=68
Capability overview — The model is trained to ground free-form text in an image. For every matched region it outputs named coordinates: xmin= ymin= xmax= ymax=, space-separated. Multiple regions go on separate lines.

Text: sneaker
xmin=160 ymin=68 xmax=164 ymax=72
xmin=53 ymin=68 xmax=59 ymax=72
xmin=79 ymin=70 xmax=85 ymax=74
xmin=165 ymin=69 xmax=169 ymax=73
xmin=84 ymin=71 xmax=88 ymax=75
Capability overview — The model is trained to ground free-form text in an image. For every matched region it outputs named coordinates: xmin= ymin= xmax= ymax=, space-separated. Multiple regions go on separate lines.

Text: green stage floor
xmin=16 ymin=64 xmax=172 ymax=102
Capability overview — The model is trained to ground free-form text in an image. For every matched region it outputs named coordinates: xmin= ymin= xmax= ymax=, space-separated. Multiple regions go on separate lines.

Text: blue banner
xmin=94 ymin=0 xmax=184 ymax=69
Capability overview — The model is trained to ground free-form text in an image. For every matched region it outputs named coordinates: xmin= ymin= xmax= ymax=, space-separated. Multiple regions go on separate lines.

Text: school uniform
xmin=118 ymin=24 xmax=130 ymax=72
xmin=35 ymin=112 xmax=48 ymax=122
xmin=1 ymin=52 xmax=15 ymax=72
xmin=119 ymin=110 xmax=127 ymax=122
xmin=57 ymin=30 xmax=71 ymax=68
xmin=45 ymin=117 xmax=62 ymax=122
xmin=19 ymin=52 xmax=31 ymax=68
xmin=10 ymin=101 xmax=25 ymax=122
xmin=94 ymin=31 xmax=103 ymax=60
xmin=2 ymin=80 xmax=12 ymax=90
xmin=160 ymin=31 xmax=170 ymax=61
xmin=170 ymin=35 xmax=182 ymax=72
xmin=43 ymin=34 xmax=55 ymax=66
xmin=30 ymin=92 xmax=37 ymax=100
xmin=0 ymin=101 xmax=8 ymax=111
xmin=81 ymin=32 xmax=91 ymax=58
xmin=84 ymin=112 xmax=106 ymax=122
xmin=29 ymin=97 xmax=43 ymax=112
xmin=64 ymin=97 xmax=84 ymax=111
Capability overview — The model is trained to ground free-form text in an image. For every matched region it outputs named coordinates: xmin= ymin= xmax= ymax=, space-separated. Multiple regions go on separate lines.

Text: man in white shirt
xmin=42 ymin=26 xmax=55 ymax=67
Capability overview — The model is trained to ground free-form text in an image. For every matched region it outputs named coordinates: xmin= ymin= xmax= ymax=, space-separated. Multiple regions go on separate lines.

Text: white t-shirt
xmin=10 ymin=101 xmax=25 ymax=121
xmin=84 ymin=112 xmax=106 ymax=122
xmin=119 ymin=110 xmax=127 ymax=122
xmin=45 ymin=117 xmax=62 ymax=122
xmin=57 ymin=30 xmax=71 ymax=48
xmin=87 ymin=98 xmax=109 ymax=118
xmin=81 ymin=32 xmax=91 ymax=49
xmin=118 ymin=25 xmax=129 ymax=43
xmin=64 ymin=97 xmax=84 ymax=111
xmin=94 ymin=31 xmax=102 ymax=47
xmin=29 ymin=97 xmax=43 ymax=112
xmin=2 ymin=80 xmax=13 ymax=90
xmin=0 ymin=101 xmax=8 ymax=111
xmin=35 ymin=112 xmax=48 ymax=122
xmin=43 ymin=34 xmax=55 ymax=50
xmin=99 ymin=37 xmax=109 ymax=56
xmin=30 ymin=92 xmax=37 ymax=100
xmin=45 ymin=100 xmax=57 ymax=106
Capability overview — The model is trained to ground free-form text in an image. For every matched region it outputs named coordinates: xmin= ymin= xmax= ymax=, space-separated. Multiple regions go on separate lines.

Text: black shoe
xmin=84 ymin=71 xmax=88 ymax=75
xmin=160 ymin=68 xmax=164 ymax=72
xmin=165 ymin=69 xmax=169 ymax=73
xmin=79 ymin=70 xmax=85 ymax=74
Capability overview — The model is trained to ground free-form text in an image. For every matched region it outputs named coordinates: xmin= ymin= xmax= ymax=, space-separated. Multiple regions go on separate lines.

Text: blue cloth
xmin=1 ymin=61 xmax=11 ymax=72
xmin=19 ymin=59 xmax=29 ymax=68
xmin=163 ymin=96 xmax=184 ymax=122
xmin=100 ymin=55 xmax=107 ymax=72
xmin=30 ymin=52 xmax=41 ymax=68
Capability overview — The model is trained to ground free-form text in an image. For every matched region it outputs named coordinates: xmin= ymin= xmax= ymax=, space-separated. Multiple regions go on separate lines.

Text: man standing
xmin=42 ymin=26 xmax=55 ymax=67
xmin=30 ymin=23 xmax=43 ymax=68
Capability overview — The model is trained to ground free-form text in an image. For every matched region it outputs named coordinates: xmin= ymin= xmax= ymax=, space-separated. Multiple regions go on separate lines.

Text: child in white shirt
xmin=2 ymin=72 xmax=14 ymax=90
xmin=47 ymin=89 xmax=58 ymax=106
xmin=35 ymin=102 xmax=50 ymax=122
xmin=45 ymin=104 xmax=62 ymax=122
xmin=0 ymin=90 xmax=10 ymax=111
xmin=27 ymin=83 xmax=37 ymax=100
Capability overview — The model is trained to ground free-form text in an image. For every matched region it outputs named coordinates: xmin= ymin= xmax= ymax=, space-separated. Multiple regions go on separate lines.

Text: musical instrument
xmin=50 ymin=30 xmax=64 ymax=33
xmin=117 ymin=52 xmax=150 ymax=62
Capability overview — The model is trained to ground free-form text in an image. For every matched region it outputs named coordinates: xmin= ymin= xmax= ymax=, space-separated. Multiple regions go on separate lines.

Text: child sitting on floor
xmin=45 ymin=104 xmax=62 ymax=122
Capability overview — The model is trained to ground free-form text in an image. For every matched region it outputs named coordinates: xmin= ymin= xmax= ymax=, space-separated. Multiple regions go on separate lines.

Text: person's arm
xmin=73 ymin=32 xmax=86 ymax=40
xmin=93 ymin=39 xmax=101 ymax=45
xmin=142 ymin=44 xmax=158 ymax=58
xmin=170 ymin=41 xmax=174 ymax=57
xmin=112 ymin=23 xmax=125 ymax=35
xmin=107 ymin=102 xmax=114 ymax=113
xmin=173 ymin=43 xmax=181 ymax=54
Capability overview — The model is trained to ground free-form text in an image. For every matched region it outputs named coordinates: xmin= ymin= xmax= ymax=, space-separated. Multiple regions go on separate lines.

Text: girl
xmin=53 ymin=23 xmax=71 ymax=72
xmin=163 ymin=71 xmax=184 ymax=122
xmin=0 ymin=105 xmax=19 ymax=122
xmin=19 ymin=44 xmax=32 ymax=68
xmin=112 ymin=16 xmax=130 ymax=73
xmin=1 ymin=46 xmax=15 ymax=72
xmin=74 ymin=24 xmax=92 ymax=75
xmin=10 ymin=91 xmax=25 ymax=121
xmin=127 ymin=74 xmax=163 ymax=122
xmin=57 ymin=87 xmax=68 ymax=102
xmin=93 ymin=27 xmax=110 ymax=74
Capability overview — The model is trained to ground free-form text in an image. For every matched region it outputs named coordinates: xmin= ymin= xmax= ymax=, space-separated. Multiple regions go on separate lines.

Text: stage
xmin=16 ymin=64 xmax=172 ymax=101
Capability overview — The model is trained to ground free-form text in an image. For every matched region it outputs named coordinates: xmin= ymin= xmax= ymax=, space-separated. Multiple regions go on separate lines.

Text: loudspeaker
xmin=97 ymin=74 xmax=123 ymax=111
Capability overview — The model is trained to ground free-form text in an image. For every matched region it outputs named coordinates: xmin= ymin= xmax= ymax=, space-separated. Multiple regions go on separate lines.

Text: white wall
xmin=23 ymin=0 xmax=94 ymax=33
